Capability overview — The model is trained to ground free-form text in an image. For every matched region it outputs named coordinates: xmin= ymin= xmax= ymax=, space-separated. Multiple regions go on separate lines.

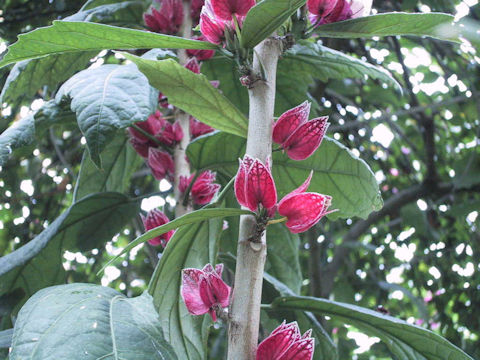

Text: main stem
xmin=174 ymin=0 xmax=193 ymax=217
xmin=227 ymin=38 xmax=282 ymax=360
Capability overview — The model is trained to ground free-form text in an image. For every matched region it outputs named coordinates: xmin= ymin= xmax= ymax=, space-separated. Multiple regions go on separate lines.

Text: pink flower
xmin=141 ymin=209 xmax=175 ymax=247
xmin=191 ymin=0 xmax=205 ymax=25
xmin=200 ymin=2 xmax=227 ymax=45
xmin=190 ymin=117 xmax=215 ymax=139
xmin=307 ymin=0 xmax=371 ymax=26
xmin=129 ymin=137 xmax=150 ymax=158
xmin=278 ymin=172 xmax=335 ymax=233
xmin=179 ymin=170 xmax=221 ymax=205
xmin=143 ymin=0 xmax=184 ymax=35
xmin=185 ymin=57 xmax=202 ymax=74
xmin=211 ymin=0 xmax=255 ymax=20
xmin=181 ymin=263 xmax=230 ymax=321
xmin=256 ymin=321 xmax=315 ymax=360
xmin=272 ymin=101 xmax=329 ymax=161
xmin=128 ymin=111 xmax=163 ymax=143
xmin=129 ymin=111 xmax=183 ymax=150
xmin=307 ymin=0 xmax=340 ymax=25
xmin=234 ymin=155 xmax=277 ymax=213
xmin=147 ymin=148 xmax=175 ymax=181
xmin=187 ymin=35 xmax=216 ymax=61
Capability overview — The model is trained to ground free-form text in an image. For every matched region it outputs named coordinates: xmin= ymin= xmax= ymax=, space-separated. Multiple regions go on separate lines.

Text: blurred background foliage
xmin=0 ymin=0 xmax=479 ymax=359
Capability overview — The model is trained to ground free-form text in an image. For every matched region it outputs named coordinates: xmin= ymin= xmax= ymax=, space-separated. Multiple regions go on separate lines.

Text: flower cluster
xmin=199 ymin=0 xmax=255 ymax=46
xmin=141 ymin=208 xmax=175 ymax=247
xmin=143 ymin=0 xmax=184 ymax=35
xmin=144 ymin=0 xmax=216 ymax=61
xmin=128 ymin=110 xmax=182 ymax=181
xmin=307 ymin=0 xmax=372 ymax=26
xmin=233 ymin=101 xmax=334 ymax=234
xmin=257 ymin=322 xmax=315 ymax=360
xmin=181 ymin=263 xmax=230 ymax=321
xmin=179 ymin=170 xmax=221 ymax=205
xmin=273 ymin=101 xmax=329 ymax=161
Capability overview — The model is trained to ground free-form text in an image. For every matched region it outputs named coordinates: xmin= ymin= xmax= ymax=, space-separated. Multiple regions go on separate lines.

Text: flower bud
xmin=256 ymin=321 xmax=314 ymax=360
xmin=272 ymin=101 xmax=329 ymax=161
xmin=277 ymin=172 xmax=335 ymax=233
xmin=141 ymin=209 xmax=175 ymax=247
xmin=181 ymin=263 xmax=230 ymax=321
xmin=234 ymin=155 xmax=277 ymax=213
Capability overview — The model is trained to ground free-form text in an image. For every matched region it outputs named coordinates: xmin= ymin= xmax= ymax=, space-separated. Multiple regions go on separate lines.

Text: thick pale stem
xmin=173 ymin=0 xmax=193 ymax=217
xmin=227 ymin=38 xmax=282 ymax=360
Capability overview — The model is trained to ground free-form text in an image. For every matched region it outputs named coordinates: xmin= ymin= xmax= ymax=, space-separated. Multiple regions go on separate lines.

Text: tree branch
xmin=173 ymin=0 xmax=193 ymax=217
xmin=227 ymin=37 xmax=282 ymax=360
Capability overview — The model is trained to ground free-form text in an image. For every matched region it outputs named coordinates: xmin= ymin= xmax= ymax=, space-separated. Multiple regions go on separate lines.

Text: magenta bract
xmin=187 ymin=35 xmax=216 ymax=60
xmin=190 ymin=117 xmax=215 ymax=139
xmin=181 ymin=263 xmax=230 ymax=321
xmin=141 ymin=209 xmax=175 ymax=247
xmin=278 ymin=172 xmax=334 ymax=233
xmin=210 ymin=0 xmax=255 ymax=20
xmin=200 ymin=1 xmax=227 ymax=45
xmin=147 ymin=148 xmax=175 ymax=181
xmin=307 ymin=0 xmax=371 ymax=25
xmin=235 ymin=155 xmax=277 ymax=213
xmin=273 ymin=101 xmax=329 ymax=161
xmin=179 ymin=170 xmax=221 ymax=205
xmin=143 ymin=0 xmax=184 ymax=35
xmin=256 ymin=321 xmax=315 ymax=360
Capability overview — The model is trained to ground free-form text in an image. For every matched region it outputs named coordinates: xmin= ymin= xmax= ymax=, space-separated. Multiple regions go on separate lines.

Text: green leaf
xmin=74 ymin=133 xmax=142 ymax=201
xmin=0 ymin=114 xmax=35 ymax=166
xmin=273 ymin=296 xmax=475 ymax=360
xmin=148 ymin=217 xmax=224 ymax=359
xmin=187 ymin=132 xmax=382 ymax=220
xmin=10 ymin=284 xmax=178 ymax=359
xmin=283 ymin=41 xmax=402 ymax=92
xmin=0 ymin=193 xmax=138 ymax=309
xmin=0 ymin=52 xmax=96 ymax=109
xmin=316 ymin=12 xmax=459 ymax=42
xmin=0 ymin=100 xmax=75 ymax=166
xmin=265 ymin=224 xmax=302 ymax=294
xmin=124 ymin=54 xmax=249 ymax=138
xmin=100 ymin=208 xmax=253 ymax=271
xmin=201 ymin=57 xmax=249 ymax=115
xmin=0 ymin=21 xmax=216 ymax=68
xmin=66 ymin=1 xmax=146 ymax=24
xmin=240 ymin=0 xmax=306 ymax=48
xmin=56 ymin=63 xmax=158 ymax=166
xmin=0 ymin=329 xmax=12 ymax=349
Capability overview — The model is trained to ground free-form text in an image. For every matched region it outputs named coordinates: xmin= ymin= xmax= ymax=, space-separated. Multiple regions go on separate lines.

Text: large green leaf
xmin=10 ymin=284 xmax=177 ymax=359
xmin=101 ymin=207 xmax=253 ymax=270
xmin=187 ymin=132 xmax=382 ymax=220
xmin=148 ymin=217 xmax=224 ymax=360
xmin=66 ymin=0 xmax=146 ymax=24
xmin=283 ymin=41 xmax=402 ymax=92
xmin=273 ymin=296 xmax=475 ymax=360
xmin=265 ymin=224 xmax=302 ymax=294
xmin=74 ymin=133 xmax=142 ymax=201
xmin=56 ymin=63 xmax=158 ymax=166
xmin=0 ymin=193 xmax=138 ymax=308
xmin=0 ymin=21 xmax=216 ymax=68
xmin=124 ymin=54 xmax=249 ymax=138
xmin=240 ymin=0 xmax=306 ymax=48
xmin=0 ymin=52 xmax=96 ymax=109
xmin=0 ymin=100 xmax=75 ymax=166
xmin=0 ymin=329 xmax=12 ymax=348
xmin=316 ymin=12 xmax=458 ymax=42
xmin=0 ymin=114 xmax=35 ymax=166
